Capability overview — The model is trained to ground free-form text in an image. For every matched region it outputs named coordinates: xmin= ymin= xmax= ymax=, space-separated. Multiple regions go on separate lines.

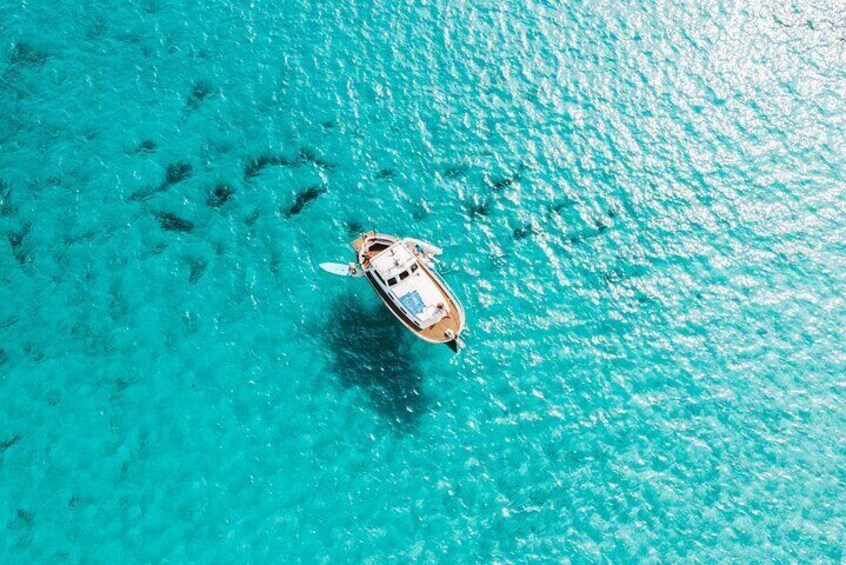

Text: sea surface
xmin=1 ymin=0 xmax=845 ymax=562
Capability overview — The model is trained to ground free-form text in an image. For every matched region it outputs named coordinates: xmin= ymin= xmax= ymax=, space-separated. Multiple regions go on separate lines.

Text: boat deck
xmin=352 ymin=232 xmax=391 ymax=269
xmin=414 ymin=265 xmax=463 ymax=341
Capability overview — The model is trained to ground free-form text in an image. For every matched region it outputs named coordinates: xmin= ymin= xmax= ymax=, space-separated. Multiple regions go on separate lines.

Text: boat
xmin=321 ymin=231 xmax=466 ymax=352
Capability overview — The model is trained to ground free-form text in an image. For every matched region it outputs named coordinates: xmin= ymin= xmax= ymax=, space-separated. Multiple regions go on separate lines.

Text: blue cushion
xmin=398 ymin=290 xmax=426 ymax=316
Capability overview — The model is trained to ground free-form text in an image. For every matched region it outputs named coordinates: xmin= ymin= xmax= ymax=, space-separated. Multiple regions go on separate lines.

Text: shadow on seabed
xmin=324 ymin=293 xmax=429 ymax=432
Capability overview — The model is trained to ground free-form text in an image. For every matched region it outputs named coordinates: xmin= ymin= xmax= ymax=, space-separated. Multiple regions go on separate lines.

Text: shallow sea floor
xmin=1 ymin=0 xmax=845 ymax=561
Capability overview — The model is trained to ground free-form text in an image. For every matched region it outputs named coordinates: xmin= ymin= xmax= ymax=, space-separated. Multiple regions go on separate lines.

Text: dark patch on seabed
xmin=154 ymin=212 xmax=194 ymax=233
xmin=566 ymin=224 xmax=610 ymax=245
xmin=375 ymin=167 xmax=396 ymax=180
xmin=163 ymin=162 xmax=193 ymax=187
xmin=486 ymin=163 xmax=526 ymax=191
xmin=346 ymin=220 xmax=365 ymax=237
xmin=23 ymin=343 xmax=44 ymax=363
xmin=546 ymin=198 xmax=575 ymax=216
xmin=412 ymin=203 xmax=429 ymax=221
xmin=465 ymin=198 xmax=491 ymax=219
xmin=129 ymin=161 xmax=193 ymax=201
xmin=130 ymin=139 xmax=157 ymax=154
xmin=0 ymin=435 xmax=22 ymax=453
xmin=243 ymin=153 xmax=291 ymax=178
xmin=9 ymin=508 xmax=34 ymax=544
xmin=324 ymin=296 xmax=428 ymax=431
xmin=8 ymin=222 xmax=31 ymax=264
xmin=14 ymin=508 xmax=33 ymax=526
xmin=186 ymin=257 xmax=207 ymax=284
xmin=442 ymin=163 xmax=469 ymax=179
xmin=244 ymin=147 xmax=333 ymax=179
xmin=8 ymin=42 xmax=48 ymax=67
xmin=283 ymin=185 xmax=325 ymax=217
xmin=113 ymin=377 xmax=131 ymax=393
xmin=296 ymin=146 xmax=333 ymax=169
xmin=185 ymin=80 xmax=216 ymax=110
xmin=512 ymin=224 xmax=537 ymax=240
xmin=207 ymin=183 xmax=234 ymax=208
xmin=245 ymin=209 xmax=260 ymax=226
xmin=0 ymin=180 xmax=15 ymax=216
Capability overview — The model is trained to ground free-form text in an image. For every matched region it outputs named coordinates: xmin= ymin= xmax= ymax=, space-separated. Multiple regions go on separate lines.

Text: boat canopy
xmin=371 ymin=243 xmax=416 ymax=280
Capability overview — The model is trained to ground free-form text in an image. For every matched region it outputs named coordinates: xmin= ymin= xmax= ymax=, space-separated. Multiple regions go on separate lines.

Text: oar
xmin=319 ymin=262 xmax=364 ymax=278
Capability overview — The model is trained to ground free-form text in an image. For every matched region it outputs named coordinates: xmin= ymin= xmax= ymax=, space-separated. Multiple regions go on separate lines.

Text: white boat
xmin=323 ymin=231 xmax=467 ymax=351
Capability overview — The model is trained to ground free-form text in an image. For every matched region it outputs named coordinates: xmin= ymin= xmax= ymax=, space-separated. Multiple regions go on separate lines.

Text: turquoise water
xmin=2 ymin=0 xmax=845 ymax=561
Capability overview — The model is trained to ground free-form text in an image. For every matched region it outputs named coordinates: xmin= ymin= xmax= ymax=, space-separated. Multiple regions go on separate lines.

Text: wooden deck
xmin=363 ymin=269 xmax=462 ymax=343
xmin=414 ymin=264 xmax=464 ymax=342
xmin=352 ymin=231 xmax=389 ymax=269
xmin=352 ymin=232 xmax=464 ymax=343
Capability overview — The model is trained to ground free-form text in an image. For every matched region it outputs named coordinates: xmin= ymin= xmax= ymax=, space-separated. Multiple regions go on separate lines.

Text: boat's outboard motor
xmin=445 ymin=329 xmax=465 ymax=353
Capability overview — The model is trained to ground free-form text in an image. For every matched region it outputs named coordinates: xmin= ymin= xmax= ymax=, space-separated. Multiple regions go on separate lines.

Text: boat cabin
xmin=369 ymin=243 xmax=449 ymax=329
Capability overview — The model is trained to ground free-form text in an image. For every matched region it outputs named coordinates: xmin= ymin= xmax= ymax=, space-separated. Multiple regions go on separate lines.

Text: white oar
xmin=319 ymin=262 xmax=364 ymax=277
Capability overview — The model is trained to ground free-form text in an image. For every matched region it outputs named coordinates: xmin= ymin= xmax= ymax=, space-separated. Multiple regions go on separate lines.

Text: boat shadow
xmin=324 ymin=294 xmax=428 ymax=432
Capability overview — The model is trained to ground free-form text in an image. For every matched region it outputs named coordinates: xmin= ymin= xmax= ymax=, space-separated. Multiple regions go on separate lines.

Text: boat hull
xmin=352 ymin=231 xmax=466 ymax=346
